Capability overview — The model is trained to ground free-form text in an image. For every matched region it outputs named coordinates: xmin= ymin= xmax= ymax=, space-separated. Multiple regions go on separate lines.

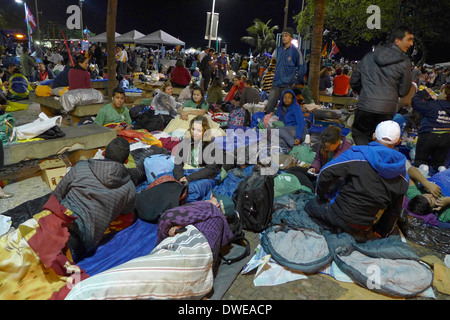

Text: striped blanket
xmin=65 ymin=225 xmax=213 ymax=300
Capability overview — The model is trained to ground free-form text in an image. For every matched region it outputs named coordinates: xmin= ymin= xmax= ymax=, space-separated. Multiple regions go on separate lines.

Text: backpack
xmin=135 ymin=175 xmax=187 ymax=223
xmin=143 ymin=154 xmax=175 ymax=184
xmin=133 ymin=110 xmax=173 ymax=133
xmin=215 ymin=194 xmax=251 ymax=265
xmin=0 ymin=113 xmax=16 ymax=145
xmin=232 ymin=166 xmax=275 ymax=233
xmin=228 ymin=107 xmax=251 ymax=128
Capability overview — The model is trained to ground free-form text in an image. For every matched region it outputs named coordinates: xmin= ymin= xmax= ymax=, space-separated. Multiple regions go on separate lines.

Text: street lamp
xmin=14 ymin=0 xmax=31 ymax=51
xmin=79 ymin=0 xmax=84 ymax=40
xmin=208 ymin=0 xmax=216 ymax=48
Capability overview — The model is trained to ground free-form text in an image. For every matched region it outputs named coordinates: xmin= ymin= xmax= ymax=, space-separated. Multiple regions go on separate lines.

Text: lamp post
xmin=15 ymin=0 xmax=31 ymax=51
xmin=79 ymin=0 xmax=84 ymax=40
xmin=216 ymin=37 xmax=222 ymax=52
xmin=208 ymin=0 xmax=216 ymax=48
xmin=34 ymin=0 xmax=41 ymax=41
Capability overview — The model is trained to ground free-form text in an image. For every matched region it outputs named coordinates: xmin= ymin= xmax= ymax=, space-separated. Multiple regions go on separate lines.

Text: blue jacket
xmin=276 ymin=89 xmax=306 ymax=140
xmin=273 ymin=44 xmax=307 ymax=87
xmin=317 ymin=142 xmax=409 ymax=236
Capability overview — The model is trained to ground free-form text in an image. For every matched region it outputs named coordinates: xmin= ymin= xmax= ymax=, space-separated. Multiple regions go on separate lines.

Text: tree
xmin=241 ymin=19 xmax=279 ymax=56
xmin=106 ymin=0 xmax=118 ymax=99
xmin=308 ymin=0 xmax=327 ymax=103
xmin=295 ymin=0 xmax=450 ymax=65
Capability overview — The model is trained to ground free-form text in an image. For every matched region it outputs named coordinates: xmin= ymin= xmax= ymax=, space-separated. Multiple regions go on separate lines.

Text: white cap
xmin=375 ymin=120 xmax=401 ymax=144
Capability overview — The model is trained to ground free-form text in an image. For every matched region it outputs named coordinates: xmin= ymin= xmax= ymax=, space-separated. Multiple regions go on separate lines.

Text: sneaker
xmin=438 ymin=166 xmax=447 ymax=172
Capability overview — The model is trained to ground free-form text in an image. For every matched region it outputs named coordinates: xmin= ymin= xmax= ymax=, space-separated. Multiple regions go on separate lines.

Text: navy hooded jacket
xmin=411 ymin=91 xmax=450 ymax=134
xmin=316 ymin=142 xmax=409 ymax=237
xmin=276 ymin=89 xmax=306 ymax=141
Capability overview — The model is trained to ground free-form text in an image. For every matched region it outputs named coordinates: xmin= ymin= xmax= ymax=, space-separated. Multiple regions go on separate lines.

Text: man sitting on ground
xmin=239 ymin=79 xmax=262 ymax=107
xmin=305 ymin=120 xmax=410 ymax=242
xmin=94 ymin=86 xmax=132 ymax=131
xmin=52 ymin=137 xmax=136 ymax=261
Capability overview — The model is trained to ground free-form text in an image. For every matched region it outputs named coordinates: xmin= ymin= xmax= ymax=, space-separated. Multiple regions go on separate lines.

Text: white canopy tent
xmin=115 ymin=30 xmax=145 ymax=43
xmin=135 ymin=30 xmax=185 ymax=73
xmin=135 ymin=30 xmax=185 ymax=46
xmin=89 ymin=32 xmax=121 ymax=43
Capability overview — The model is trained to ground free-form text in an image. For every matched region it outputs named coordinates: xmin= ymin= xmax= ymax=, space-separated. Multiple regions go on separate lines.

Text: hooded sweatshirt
xmin=411 ymin=90 xmax=450 ymax=134
xmin=350 ymin=44 xmax=412 ymax=115
xmin=276 ymin=89 xmax=306 ymax=141
xmin=316 ymin=142 xmax=409 ymax=236
xmin=53 ymin=159 xmax=136 ymax=255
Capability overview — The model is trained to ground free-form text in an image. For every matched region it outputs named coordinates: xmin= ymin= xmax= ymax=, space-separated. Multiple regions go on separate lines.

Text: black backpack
xmin=232 ymin=167 xmax=275 ymax=233
xmin=216 ymin=194 xmax=251 ymax=265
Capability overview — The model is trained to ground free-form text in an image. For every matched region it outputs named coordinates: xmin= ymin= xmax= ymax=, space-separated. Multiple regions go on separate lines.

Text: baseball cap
xmin=375 ymin=120 xmax=401 ymax=144
xmin=282 ymin=27 xmax=294 ymax=38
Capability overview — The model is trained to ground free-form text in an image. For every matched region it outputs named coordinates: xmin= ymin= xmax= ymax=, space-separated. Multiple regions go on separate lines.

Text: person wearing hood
xmin=305 ymin=120 xmax=410 ymax=243
xmin=274 ymin=89 xmax=307 ymax=149
xmin=350 ymin=26 xmax=413 ymax=145
xmin=52 ymin=137 xmax=136 ymax=261
xmin=411 ymin=85 xmax=450 ymax=174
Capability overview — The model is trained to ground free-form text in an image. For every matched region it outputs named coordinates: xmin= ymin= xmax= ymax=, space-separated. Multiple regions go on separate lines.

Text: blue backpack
xmin=144 ymin=154 xmax=175 ymax=184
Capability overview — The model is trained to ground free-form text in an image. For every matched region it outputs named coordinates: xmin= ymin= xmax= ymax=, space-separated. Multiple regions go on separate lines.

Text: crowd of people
xmin=0 ymin=25 xmax=449 ymax=278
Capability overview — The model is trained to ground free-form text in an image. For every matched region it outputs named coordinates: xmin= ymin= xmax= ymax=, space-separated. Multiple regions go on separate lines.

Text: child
xmin=179 ymin=86 xmax=209 ymax=120
xmin=206 ymin=77 xmax=224 ymax=105
xmin=94 ymin=86 xmax=132 ymax=131
xmin=308 ymin=125 xmax=353 ymax=175
xmin=118 ymin=74 xmax=129 ymax=89
xmin=275 ymin=89 xmax=307 ymax=149
xmin=173 ymin=115 xmax=220 ymax=184
xmin=406 ymin=165 xmax=450 ymax=223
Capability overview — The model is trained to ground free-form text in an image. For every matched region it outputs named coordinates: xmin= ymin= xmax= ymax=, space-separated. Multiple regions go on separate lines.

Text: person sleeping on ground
xmin=406 ymin=165 xmax=450 ymax=223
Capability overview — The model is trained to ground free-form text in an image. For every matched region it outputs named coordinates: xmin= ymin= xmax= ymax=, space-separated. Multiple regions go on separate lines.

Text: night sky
xmin=9 ymin=0 xmax=303 ymax=53
xmin=4 ymin=0 xmax=449 ymax=63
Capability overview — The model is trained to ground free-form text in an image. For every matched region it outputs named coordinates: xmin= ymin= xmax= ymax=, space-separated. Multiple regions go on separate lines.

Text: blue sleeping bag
xmin=184 ymin=169 xmax=222 ymax=203
xmin=77 ymin=219 xmax=158 ymax=276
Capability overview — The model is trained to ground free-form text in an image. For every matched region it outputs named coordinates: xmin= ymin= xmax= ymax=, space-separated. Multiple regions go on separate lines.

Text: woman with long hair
xmin=69 ymin=54 xmax=92 ymax=91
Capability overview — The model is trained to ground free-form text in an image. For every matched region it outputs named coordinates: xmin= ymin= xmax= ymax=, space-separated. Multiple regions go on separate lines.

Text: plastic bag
xmin=398 ymin=210 xmax=450 ymax=254
xmin=60 ymin=88 xmax=104 ymax=112
xmin=15 ymin=112 xmax=62 ymax=140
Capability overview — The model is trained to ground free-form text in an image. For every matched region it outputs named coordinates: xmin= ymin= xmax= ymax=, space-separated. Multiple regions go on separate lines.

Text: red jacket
xmin=69 ymin=68 xmax=92 ymax=91
xmin=170 ymin=66 xmax=191 ymax=86
xmin=332 ymin=74 xmax=351 ymax=96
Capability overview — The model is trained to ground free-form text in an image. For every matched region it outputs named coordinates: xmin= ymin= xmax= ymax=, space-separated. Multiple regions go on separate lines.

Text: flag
xmin=24 ymin=4 xmax=37 ymax=33
xmin=329 ymin=41 xmax=340 ymax=58
xmin=321 ymin=43 xmax=328 ymax=58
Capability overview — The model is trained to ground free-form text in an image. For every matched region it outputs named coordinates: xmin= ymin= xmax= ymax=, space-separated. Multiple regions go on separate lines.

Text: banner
xmin=321 ymin=43 xmax=328 ymax=58
xmin=25 ymin=4 xmax=37 ymax=32
xmin=329 ymin=41 xmax=340 ymax=58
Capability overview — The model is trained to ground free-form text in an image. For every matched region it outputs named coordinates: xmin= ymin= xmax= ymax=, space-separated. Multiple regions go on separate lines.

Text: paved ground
xmin=1 ymin=99 xmax=449 ymax=301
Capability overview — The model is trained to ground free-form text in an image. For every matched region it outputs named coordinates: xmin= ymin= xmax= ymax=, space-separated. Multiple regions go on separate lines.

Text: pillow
xmin=65 ymin=225 xmax=213 ymax=300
